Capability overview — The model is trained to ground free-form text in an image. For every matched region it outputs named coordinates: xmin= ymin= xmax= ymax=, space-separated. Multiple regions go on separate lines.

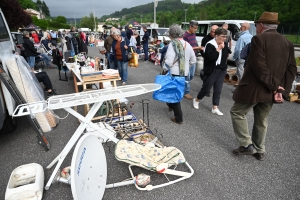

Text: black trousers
xmin=35 ymin=71 xmax=52 ymax=90
xmin=166 ymin=102 xmax=183 ymax=123
xmin=197 ymin=68 xmax=226 ymax=106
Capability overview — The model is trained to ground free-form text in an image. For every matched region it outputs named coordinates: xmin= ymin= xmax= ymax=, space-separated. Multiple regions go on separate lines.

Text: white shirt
xmin=164 ymin=39 xmax=196 ymax=76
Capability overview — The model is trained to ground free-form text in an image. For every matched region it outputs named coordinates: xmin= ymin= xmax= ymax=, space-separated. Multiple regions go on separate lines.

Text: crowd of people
xmin=18 ymin=11 xmax=297 ymax=161
xmin=158 ymin=11 xmax=297 ymax=162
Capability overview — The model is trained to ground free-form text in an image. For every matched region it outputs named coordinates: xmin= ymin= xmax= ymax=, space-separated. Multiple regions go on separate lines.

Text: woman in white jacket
xmin=163 ymin=24 xmax=196 ymax=124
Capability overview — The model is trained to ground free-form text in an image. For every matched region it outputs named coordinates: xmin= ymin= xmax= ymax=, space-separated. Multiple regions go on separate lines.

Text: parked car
xmin=0 ymin=8 xmax=18 ymax=133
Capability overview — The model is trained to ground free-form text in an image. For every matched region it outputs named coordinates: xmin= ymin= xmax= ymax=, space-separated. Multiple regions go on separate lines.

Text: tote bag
xmin=152 ymin=72 xmax=185 ymax=103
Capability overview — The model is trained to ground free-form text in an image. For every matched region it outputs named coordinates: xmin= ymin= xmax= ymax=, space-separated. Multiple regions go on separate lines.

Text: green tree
xmin=18 ymin=0 xmax=36 ymax=9
xmin=54 ymin=16 xmax=67 ymax=24
xmin=80 ymin=13 xmax=98 ymax=30
xmin=31 ymin=16 xmax=48 ymax=30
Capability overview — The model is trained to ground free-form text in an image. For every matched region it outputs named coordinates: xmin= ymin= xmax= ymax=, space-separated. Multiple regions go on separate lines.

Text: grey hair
xmin=189 ymin=20 xmax=198 ymax=27
xmin=215 ymin=27 xmax=227 ymax=36
xmin=263 ymin=24 xmax=278 ymax=29
xmin=111 ymin=29 xmax=121 ymax=36
xmin=168 ymin=24 xmax=184 ymax=38
xmin=23 ymin=31 xmax=29 ymax=36
xmin=134 ymin=30 xmax=139 ymax=35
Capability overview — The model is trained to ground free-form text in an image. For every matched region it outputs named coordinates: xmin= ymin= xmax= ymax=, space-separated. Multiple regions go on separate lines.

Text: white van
xmin=181 ymin=20 xmax=256 ymax=61
xmin=139 ymin=27 xmax=171 ymax=43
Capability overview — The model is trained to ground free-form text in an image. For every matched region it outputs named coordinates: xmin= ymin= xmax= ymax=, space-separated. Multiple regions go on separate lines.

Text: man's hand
xmin=274 ymin=86 xmax=285 ymax=103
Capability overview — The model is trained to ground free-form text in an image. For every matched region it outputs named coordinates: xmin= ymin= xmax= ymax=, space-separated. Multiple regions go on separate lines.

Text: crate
xmin=81 ymin=71 xmax=102 ymax=81
xmin=289 ymin=93 xmax=299 ymax=102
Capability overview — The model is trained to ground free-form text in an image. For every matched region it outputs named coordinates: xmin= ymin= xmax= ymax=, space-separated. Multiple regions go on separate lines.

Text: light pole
xmin=93 ymin=1 xmax=96 ymax=31
xmin=184 ymin=9 xmax=188 ymax=23
xmin=254 ymin=12 xmax=257 ymax=21
xmin=140 ymin=14 xmax=143 ymax=24
xmin=154 ymin=0 xmax=158 ymax=28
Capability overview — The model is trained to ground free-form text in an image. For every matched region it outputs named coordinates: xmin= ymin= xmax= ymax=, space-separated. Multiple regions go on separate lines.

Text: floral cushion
xmin=115 ymin=140 xmax=186 ymax=171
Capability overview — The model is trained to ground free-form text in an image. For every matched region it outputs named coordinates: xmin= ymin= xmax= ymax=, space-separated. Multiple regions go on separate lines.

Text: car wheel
xmin=0 ymin=115 xmax=17 ymax=134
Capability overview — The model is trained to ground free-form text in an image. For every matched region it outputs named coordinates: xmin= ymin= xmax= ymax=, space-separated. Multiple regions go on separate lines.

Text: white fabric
xmin=204 ymin=38 xmax=222 ymax=66
xmin=164 ymin=39 xmax=196 ymax=76
xmin=4 ymin=55 xmax=54 ymax=132
xmin=129 ymin=36 xmax=137 ymax=47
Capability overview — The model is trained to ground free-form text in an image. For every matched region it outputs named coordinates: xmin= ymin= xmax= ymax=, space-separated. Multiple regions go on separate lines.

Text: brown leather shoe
xmin=184 ymin=94 xmax=193 ymax=100
xmin=253 ymin=153 xmax=265 ymax=161
xmin=171 ymin=117 xmax=182 ymax=124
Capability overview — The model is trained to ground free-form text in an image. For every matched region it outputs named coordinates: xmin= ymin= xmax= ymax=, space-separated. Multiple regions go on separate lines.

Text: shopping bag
xmin=129 ymin=47 xmax=139 ymax=67
xmin=152 ymin=72 xmax=185 ymax=103
xmin=129 ymin=53 xmax=139 ymax=67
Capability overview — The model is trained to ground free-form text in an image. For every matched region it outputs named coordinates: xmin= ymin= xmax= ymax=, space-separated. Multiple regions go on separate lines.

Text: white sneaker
xmin=212 ymin=108 xmax=223 ymax=116
xmin=193 ymin=98 xmax=199 ymax=109
xmin=122 ymin=82 xmax=126 ymax=86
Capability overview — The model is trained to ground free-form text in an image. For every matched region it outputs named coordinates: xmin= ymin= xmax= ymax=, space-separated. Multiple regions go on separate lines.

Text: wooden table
xmin=64 ymin=62 xmax=121 ymax=92
xmin=64 ymin=62 xmax=121 ymax=116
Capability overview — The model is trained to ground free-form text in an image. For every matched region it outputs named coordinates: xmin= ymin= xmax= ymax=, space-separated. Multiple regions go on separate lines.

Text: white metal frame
xmin=12 ymin=83 xmax=194 ymax=196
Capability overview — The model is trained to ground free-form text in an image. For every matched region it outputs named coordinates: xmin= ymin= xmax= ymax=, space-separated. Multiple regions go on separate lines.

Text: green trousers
xmin=230 ymin=102 xmax=273 ymax=153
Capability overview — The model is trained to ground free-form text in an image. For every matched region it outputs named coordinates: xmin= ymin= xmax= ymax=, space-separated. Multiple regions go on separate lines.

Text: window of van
xmin=228 ymin=24 xmax=240 ymax=41
xmin=196 ymin=24 xmax=208 ymax=37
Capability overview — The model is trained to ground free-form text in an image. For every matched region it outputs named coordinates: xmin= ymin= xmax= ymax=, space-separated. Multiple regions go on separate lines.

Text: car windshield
xmin=156 ymin=28 xmax=169 ymax=36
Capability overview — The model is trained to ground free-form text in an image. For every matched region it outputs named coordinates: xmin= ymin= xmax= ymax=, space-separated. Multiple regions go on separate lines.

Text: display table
xmin=64 ymin=62 xmax=121 ymax=92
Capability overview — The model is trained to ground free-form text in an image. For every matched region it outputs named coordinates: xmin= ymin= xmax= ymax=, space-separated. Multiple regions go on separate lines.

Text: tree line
xmin=101 ymin=0 xmax=300 ymax=33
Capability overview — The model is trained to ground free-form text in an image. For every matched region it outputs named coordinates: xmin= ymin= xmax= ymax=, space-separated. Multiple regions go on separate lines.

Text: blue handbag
xmin=152 ymin=72 xmax=185 ymax=103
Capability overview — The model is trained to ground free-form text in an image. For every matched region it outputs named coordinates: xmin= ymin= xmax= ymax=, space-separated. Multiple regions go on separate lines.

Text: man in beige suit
xmin=230 ymin=12 xmax=297 ymax=161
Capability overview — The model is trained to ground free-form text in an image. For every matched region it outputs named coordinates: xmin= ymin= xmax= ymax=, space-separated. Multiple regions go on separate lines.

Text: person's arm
xmin=248 ymin=36 xmax=281 ymax=92
xmin=204 ymin=43 xmax=221 ymax=61
xmin=280 ymin=43 xmax=297 ymax=99
xmin=233 ymin=37 xmax=243 ymax=60
xmin=159 ymin=46 xmax=168 ymax=54
xmin=189 ymin=45 xmax=196 ymax=64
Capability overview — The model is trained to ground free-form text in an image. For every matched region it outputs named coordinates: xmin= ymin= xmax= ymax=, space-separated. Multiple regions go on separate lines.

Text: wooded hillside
xmin=101 ymin=0 xmax=300 ymax=33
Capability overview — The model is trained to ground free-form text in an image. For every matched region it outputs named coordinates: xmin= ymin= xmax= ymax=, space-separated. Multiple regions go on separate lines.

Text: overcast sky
xmin=44 ymin=0 xmax=200 ymax=18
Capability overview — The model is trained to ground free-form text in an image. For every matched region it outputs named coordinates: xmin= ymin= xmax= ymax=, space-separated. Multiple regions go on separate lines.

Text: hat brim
xmin=254 ymin=19 xmax=280 ymax=24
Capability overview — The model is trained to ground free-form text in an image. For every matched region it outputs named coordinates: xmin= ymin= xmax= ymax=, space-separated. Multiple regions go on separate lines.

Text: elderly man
xmin=183 ymin=20 xmax=202 ymax=100
xmin=104 ymin=27 xmax=116 ymax=69
xmin=230 ymin=12 xmax=297 ymax=161
xmin=233 ymin=22 xmax=252 ymax=84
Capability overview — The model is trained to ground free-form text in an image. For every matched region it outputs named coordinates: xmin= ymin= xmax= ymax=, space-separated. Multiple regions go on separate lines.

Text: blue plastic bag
xmin=153 ymin=72 xmax=185 ymax=103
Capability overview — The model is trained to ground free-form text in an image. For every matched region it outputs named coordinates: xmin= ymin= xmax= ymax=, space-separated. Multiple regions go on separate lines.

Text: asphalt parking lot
xmin=0 ymin=46 xmax=300 ymax=200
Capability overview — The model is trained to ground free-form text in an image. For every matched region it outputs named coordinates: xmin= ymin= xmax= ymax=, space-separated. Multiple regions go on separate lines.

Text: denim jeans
xmin=27 ymin=56 xmax=35 ymax=69
xmin=184 ymin=63 xmax=196 ymax=95
xmin=116 ymin=60 xmax=128 ymax=83
xmin=39 ymin=53 xmax=51 ymax=67
xmin=136 ymin=47 xmax=141 ymax=54
xmin=143 ymin=43 xmax=148 ymax=61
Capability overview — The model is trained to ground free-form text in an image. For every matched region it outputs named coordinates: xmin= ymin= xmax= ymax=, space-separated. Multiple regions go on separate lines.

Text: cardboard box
xmin=289 ymin=93 xmax=299 ymax=102
xmin=81 ymin=71 xmax=103 ymax=81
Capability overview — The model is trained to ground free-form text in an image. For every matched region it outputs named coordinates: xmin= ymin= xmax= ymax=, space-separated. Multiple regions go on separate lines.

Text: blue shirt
xmin=233 ymin=30 xmax=252 ymax=60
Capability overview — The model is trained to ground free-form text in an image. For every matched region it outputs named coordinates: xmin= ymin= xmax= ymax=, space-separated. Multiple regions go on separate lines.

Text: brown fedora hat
xmin=254 ymin=11 xmax=280 ymax=24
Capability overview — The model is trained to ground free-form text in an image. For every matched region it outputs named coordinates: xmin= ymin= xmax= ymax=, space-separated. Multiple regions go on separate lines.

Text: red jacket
xmin=31 ymin=33 xmax=39 ymax=43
